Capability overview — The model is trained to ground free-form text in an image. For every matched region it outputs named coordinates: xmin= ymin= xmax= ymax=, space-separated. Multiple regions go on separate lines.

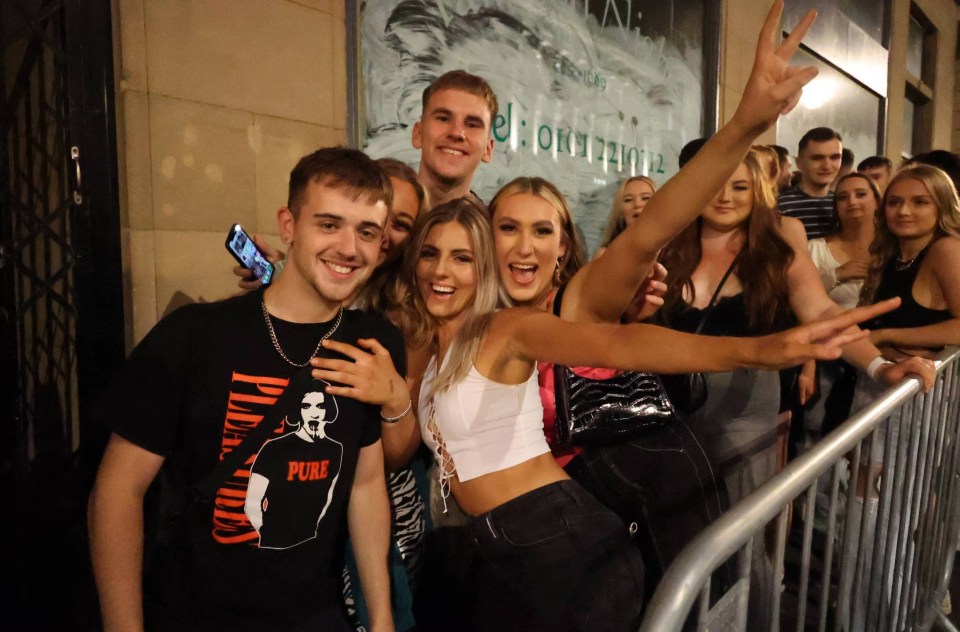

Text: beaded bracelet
xmin=380 ymin=399 xmax=412 ymax=424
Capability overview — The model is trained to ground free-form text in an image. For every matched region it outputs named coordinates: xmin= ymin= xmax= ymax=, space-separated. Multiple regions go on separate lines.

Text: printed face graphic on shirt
xmin=244 ymin=380 xmax=344 ymax=550
xmin=300 ymin=390 xmax=329 ymax=439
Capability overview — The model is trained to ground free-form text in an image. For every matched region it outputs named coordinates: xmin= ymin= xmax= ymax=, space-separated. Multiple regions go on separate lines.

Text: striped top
xmin=777 ymin=187 xmax=837 ymax=239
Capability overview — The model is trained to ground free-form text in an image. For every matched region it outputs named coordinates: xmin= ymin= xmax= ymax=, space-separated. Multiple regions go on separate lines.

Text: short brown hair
xmin=421 ymin=70 xmax=498 ymax=125
xmin=287 ymin=147 xmax=392 ymax=217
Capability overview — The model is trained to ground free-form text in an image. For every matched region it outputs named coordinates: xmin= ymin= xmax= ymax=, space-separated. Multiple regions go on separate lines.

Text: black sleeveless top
xmin=662 ymin=293 xmax=753 ymax=338
xmin=866 ymin=243 xmax=950 ymax=331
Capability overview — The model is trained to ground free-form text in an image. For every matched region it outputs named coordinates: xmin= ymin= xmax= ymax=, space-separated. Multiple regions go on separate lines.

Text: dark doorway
xmin=1 ymin=0 xmax=124 ymax=628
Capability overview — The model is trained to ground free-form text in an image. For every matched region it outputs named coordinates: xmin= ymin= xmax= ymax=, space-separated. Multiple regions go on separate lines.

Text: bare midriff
xmin=449 ymin=452 xmax=570 ymax=516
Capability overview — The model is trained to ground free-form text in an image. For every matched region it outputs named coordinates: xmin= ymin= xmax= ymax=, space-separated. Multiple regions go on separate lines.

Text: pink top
xmin=537 ymin=361 xmax=618 ymax=467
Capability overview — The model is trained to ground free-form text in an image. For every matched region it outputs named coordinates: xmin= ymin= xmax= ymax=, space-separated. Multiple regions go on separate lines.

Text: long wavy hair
xmin=488 ymin=177 xmax=587 ymax=287
xmin=659 ymin=153 xmax=794 ymax=333
xmin=355 ymin=159 xmax=430 ymax=314
xmin=599 ymin=176 xmax=657 ymax=248
xmin=860 ymin=165 xmax=960 ymax=304
xmin=392 ymin=197 xmax=510 ymax=392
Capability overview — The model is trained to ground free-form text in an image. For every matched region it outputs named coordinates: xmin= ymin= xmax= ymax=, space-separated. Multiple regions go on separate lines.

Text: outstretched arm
xmin=786 ymin=246 xmax=936 ymax=389
xmin=564 ymin=0 xmax=819 ymax=324
xmin=489 ymin=299 xmax=901 ymax=378
xmin=88 ymin=434 xmax=165 ymax=632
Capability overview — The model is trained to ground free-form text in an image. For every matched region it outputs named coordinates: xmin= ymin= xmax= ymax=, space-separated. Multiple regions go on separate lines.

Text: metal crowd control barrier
xmin=640 ymin=347 xmax=960 ymax=632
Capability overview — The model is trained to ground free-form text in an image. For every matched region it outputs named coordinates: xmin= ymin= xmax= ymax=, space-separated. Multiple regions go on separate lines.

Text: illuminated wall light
xmin=799 ymin=77 xmax=835 ymax=110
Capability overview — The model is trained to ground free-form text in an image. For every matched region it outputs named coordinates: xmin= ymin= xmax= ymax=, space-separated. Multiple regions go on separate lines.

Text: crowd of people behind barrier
xmin=86 ymin=2 xmax=960 ymax=631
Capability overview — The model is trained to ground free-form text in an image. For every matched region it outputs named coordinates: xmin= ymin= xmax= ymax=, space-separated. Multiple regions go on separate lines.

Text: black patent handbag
xmin=554 ymin=365 xmax=678 ymax=447
xmin=550 ymin=283 xmax=679 ymax=447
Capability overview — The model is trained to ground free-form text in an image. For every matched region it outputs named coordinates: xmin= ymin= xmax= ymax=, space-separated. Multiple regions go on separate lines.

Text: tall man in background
xmin=412 ymin=70 xmax=498 ymax=207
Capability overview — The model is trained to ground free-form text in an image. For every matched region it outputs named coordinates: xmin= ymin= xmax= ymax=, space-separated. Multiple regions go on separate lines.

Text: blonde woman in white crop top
xmin=361 ymin=191 xmax=900 ymax=630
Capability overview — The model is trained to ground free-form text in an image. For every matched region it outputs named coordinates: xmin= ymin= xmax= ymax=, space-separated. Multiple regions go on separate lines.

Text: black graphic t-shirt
xmin=96 ymin=288 xmax=405 ymax=627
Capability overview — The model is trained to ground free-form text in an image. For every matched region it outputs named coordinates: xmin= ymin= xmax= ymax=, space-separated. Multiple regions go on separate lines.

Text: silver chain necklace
xmin=261 ymin=300 xmax=343 ymax=368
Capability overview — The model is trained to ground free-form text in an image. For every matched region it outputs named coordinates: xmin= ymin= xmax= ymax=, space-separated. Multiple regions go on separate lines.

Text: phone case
xmin=226 ymin=224 xmax=274 ymax=284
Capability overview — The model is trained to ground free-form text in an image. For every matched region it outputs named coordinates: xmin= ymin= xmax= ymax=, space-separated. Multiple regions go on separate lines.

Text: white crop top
xmin=418 ymin=353 xmax=551 ymax=483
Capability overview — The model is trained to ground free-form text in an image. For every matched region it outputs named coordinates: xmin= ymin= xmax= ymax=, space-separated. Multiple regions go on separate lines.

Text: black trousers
xmin=464 ymin=480 xmax=645 ymax=632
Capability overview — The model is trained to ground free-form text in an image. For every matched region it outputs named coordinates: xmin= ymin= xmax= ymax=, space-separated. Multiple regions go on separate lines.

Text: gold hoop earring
xmin=554 ymin=257 xmax=563 ymax=285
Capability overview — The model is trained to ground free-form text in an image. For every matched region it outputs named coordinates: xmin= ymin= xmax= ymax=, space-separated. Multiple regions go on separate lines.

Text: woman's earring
xmin=554 ymin=257 xmax=563 ymax=285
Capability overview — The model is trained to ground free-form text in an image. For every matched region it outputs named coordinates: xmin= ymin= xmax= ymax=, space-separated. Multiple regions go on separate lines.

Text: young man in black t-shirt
xmin=88 ymin=147 xmax=409 ymax=632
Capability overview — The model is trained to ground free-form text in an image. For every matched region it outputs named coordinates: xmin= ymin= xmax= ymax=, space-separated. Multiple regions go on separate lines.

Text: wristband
xmin=380 ymin=399 xmax=412 ymax=424
xmin=866 ymin=356 xmax=895 ymax=382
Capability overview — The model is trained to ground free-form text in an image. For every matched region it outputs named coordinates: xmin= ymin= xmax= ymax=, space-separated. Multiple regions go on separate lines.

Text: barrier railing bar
xmin=870 ymin=402 xmax=901 ymax=632
xmin=890 ymin=395 xmax=919 ymax=631
xmin=817 ymin=460 xmax=843 ymax=632
xmin=771 ymin=508 xmax=788 ymax=632
xmin=796 ymin=483 xmax=816 ymax=631
xmin=697 ymin=574 xmax=710 ymax=624
xmin=929 ymin=363 xmax=960 ymax=627
xmin=840 ymin=439 xmax=865 ymax=630
xmin=931 ymin=365 xmax=960 ymax=628
xmin=639 ymin=347 xmax=960 ymax=632
xmin=932 ymin=364 xmax=960 ymax=615
xmin=909 ymin=385 xmax=940 ymax=629
xmin=911 ymin=383 xmax=942 ymax=628
xmin=902 ymin=392 xmax=930 ymax=630
xmin=919 ymin=371 xmax=949 ymax=603
xmin=860 ymin=427 xmax=885 ymax=631
xmin=890 ymin=395 xmax=915 ymax=632
xmin=738 ymin=541 xmax=751 ymax=630
xmin=923 ymin=366 xmax=960 ymax=630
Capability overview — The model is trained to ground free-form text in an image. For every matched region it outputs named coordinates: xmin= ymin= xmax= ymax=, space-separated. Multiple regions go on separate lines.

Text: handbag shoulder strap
xmin=694 ymin=256 xmax=739 ymax=335
xmin=550 ymin=284 xmax=566 ymax=316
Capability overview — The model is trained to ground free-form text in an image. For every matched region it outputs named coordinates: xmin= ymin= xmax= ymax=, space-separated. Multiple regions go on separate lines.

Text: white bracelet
xmin=380 ymin=399 xmax=412 ymax=424
xmin=867 ymin=356 xmax=895 ymax=382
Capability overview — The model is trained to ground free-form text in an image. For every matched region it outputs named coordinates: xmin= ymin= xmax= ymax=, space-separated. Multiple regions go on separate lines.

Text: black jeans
xmin=564 ymin=421 xmax=726 ymax=601
xmin=465 ymin=480 xmax=645 ymax=632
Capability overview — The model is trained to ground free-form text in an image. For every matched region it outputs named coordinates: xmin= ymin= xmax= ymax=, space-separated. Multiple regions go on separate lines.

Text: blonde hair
xmin=392 ymin=197 xmax=510 ymax=392
xmin=861 ymin=165 xmax=960 ymax=304
xmin=750 ymin=145 xmax=781 ymax=191
xmin=600 ymin=176 xmax=657 ymax=247
xmin=488 ymin=177 xmax=586 ymax=286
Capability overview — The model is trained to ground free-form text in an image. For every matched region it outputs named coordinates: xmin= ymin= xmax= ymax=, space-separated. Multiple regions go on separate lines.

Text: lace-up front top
xmin=418 ymin=353 xmax=551 ymax=485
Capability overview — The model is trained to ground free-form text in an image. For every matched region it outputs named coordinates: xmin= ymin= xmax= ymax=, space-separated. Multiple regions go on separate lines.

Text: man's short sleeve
xmin=93 ymin=305 xmax=200 ymax=456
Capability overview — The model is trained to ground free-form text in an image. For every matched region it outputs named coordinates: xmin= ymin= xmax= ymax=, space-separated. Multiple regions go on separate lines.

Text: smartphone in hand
xmin=225 ymin=224 xmax=275 ymax=285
